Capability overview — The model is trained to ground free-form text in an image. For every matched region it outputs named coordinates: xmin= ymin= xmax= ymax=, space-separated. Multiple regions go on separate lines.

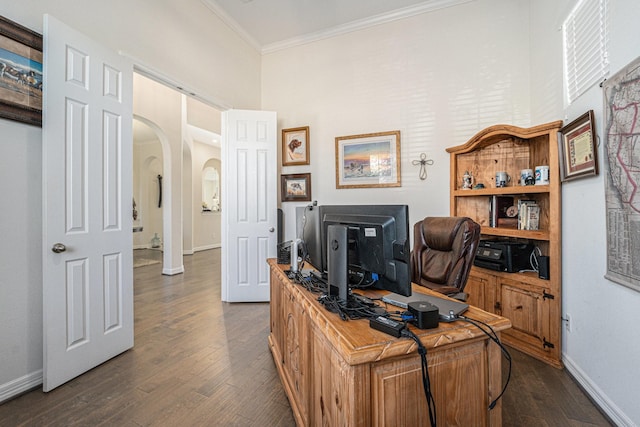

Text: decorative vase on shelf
xmin=151 ymin=233 xmax=161 ymax=249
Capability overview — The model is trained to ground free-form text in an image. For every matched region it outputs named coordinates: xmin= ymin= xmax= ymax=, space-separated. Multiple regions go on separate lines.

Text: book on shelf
xmin=497 ymin=217 xmax=518 ymax=229
xmin=489 ymin=195 xmax=514 ymax=227
xmin=517 ymin=199 xmax=539 ymax=230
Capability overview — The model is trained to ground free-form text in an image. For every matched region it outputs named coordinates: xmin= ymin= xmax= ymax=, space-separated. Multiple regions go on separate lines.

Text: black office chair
xmin=410 ymin=216 xmax=481 ymax=301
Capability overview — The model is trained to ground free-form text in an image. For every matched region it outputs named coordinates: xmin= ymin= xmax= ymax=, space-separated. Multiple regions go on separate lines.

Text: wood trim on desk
xmin=269 ymin=260 xmax=511 ymax=365
xmin=268 ymin=259 xmax=512 ymax=426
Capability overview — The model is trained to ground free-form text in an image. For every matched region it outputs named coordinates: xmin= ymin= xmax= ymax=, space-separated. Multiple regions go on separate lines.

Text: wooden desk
xmin=267 ymin=259 xmax=511 ymax=426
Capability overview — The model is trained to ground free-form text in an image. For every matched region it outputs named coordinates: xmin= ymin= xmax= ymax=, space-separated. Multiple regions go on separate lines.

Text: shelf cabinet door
xmin=466 ymin=269 xmax=497 ymax=312
xmin=498 ymin=278 xmax=552 ymax=354
xmin=370 ymin=340 xmax=492 ymax=426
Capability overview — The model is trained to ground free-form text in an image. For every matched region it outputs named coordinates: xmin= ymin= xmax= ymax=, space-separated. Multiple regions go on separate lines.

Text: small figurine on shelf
xmin=462 ymin=171 xmax=473 ymax=189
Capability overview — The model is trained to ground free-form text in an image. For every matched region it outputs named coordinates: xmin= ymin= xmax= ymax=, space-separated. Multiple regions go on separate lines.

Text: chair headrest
xmin=421 ymin=217 xmax=467 ymax=251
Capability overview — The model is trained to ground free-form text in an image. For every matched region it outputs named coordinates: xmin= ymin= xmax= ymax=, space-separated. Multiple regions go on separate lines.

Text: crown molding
xmin=202 ymin=0 xmax=474 ymax=55
xmin=201 ymin=0 xmax=262 ymax=52
xmin=262 ymin=0 xmax=474 ymax=54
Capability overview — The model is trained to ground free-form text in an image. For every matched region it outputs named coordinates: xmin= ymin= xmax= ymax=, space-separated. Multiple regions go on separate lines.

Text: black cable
xmin=317 ymin=293 xmax=383 ymax=320
xmin=458 ymin=315 xmax=512 ymax=410
xmin=401 ymin=327 xmax=436 ymax=427
xmin=286 ymin=269 xmax=327 ymax=294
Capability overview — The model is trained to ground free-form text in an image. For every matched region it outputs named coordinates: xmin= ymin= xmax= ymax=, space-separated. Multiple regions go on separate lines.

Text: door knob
xmin=269 ymin=227 xmax=275 ymax=232
xmin=52 ymin=243 xmax=66 ymax=253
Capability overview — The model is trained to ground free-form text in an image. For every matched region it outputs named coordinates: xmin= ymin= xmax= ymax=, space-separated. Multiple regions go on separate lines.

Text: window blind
xmin=563 ymin=0 xmax=609 ymax=104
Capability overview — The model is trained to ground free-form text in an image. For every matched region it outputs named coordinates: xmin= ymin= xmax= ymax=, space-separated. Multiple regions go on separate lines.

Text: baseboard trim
xmin=162 ymin=265 xmax=185 ymax=275
xmin=0 ymin=370 xmax=42 ymax=404
xmin=193 ymin=244 xmax=221 ymax=252
xmin=563 ymin=353 xmax=634 ymax=426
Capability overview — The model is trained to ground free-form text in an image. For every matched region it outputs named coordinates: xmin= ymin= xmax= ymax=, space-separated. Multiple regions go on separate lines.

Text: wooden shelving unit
xmin=447 ymin=120 xmax=564 ymax=368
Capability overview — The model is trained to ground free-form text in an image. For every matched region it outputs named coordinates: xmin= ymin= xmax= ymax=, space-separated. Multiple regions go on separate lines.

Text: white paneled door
xmin=221 ymin=110 xmax=277 ymax=302
xmin=42 ymin=15 xmax=133 ymax=391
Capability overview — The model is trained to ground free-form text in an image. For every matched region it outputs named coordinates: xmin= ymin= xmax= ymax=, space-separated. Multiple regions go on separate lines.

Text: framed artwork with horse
xmin=282 ymin=126 xmax=310 ymax=166
xmin=0 ymin=15 xmax=43 ymax=127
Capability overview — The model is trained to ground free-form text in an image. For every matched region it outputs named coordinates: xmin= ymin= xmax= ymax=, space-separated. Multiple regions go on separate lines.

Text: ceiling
xmin=202 ymin=0 xmax=472 ymax=52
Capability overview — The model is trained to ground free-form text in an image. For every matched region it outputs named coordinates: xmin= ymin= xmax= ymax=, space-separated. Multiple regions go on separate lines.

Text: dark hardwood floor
xmin=0 ymin=249 xmax=611 ymax=426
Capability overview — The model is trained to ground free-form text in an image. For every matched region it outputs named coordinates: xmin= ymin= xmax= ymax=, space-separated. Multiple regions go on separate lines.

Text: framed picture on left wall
xmin=282 ymin=126 xmax=310 ymax=166
xmin=0 ymin=15 xmax=43 ymax=126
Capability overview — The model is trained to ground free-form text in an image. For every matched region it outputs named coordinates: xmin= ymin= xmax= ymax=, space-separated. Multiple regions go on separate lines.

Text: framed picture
xmin=558 ymin=110 xmax=598 ymax=182
xmin=281 ymin=173 xmax=311 ymax=202
xmin=335 ymin=130 xmax=401 ymax=189
xmin=0 ymin=15 xmax=43 ymax=126
xmin=282 ymin=126 xmax=309 ymax=166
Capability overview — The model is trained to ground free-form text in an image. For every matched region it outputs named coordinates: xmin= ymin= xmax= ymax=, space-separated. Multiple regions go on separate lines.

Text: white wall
xmin=0 ymin=1 xmax=260 ymax=401
xmin=2 ymin=1 xmax=261 ymax=109
xmin=530 ymin=0 xmax=640 ymax=425
xmin=263 ymin=0 xmax=532 ymax=244
xmin=0 ymin=120 xmax=43 ymax=397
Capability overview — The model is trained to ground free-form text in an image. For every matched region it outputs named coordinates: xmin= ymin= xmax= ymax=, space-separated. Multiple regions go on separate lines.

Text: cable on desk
xmin=317 ymin=293 xmax=384 ymax=320
xmin=401 ymin=327 xmax=436 ymax=427
xmin=286 ymin=269 xmax=327 ymax=294
xmin=458 ymin=315 xmax=512 ymax=410
xmin=346 ymin=267 xmax=378 ymax=290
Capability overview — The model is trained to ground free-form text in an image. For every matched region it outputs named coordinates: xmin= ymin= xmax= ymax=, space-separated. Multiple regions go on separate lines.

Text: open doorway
xmin=133 ymin=119 xmax=164 ymax=267
xmin=132 ymin=73 xmax=222 ymax=274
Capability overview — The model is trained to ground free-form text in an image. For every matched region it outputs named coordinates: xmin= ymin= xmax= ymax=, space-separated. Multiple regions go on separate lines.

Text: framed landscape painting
xmin=0 ymin=15 xmax=43 ymax=126
xmin=335 ymin=130 xmax=401 ymax=189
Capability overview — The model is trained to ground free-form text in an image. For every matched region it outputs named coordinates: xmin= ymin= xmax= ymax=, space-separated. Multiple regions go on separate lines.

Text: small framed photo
xmin=558 ymin=110 xmax=598 ymax=182
xmin=0 ymin=15 xmax=43 ymax=126
xmin=281 ymin=173 xmax=311 ymax=202
xmin=335 ymin=130 xmax=401 ymax=189
xmin=282 ymin=126 xmax=309 ymax=166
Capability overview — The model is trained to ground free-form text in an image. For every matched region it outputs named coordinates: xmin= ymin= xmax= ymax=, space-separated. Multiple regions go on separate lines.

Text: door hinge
xmin=543 ymin=291 xmax=555 ymax=300
xmin=543 ymin=338 xmax=555 ymax=349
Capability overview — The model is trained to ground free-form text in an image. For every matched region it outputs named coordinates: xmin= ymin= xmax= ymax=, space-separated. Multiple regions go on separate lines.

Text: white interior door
xmin=221 ymin=109 xmax=277 ymax=302
xmin=42 ymin=15 xmax=133 ymax=391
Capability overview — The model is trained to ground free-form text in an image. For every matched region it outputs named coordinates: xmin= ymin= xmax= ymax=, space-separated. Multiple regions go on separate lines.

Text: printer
xmin=473 ymin=240 xmax=534 ymax=273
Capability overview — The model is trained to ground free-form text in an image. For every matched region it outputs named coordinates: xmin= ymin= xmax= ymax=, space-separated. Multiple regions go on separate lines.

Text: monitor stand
xmin=327 ymin=224 xmax=349 ymax=302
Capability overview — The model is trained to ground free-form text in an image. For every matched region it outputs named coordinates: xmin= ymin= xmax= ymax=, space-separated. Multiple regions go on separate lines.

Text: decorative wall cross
xmin=412 ymin=153 xmax=434 ymax=180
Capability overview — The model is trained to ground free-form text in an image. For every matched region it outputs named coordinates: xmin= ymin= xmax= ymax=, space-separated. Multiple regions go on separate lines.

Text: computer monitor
xmin=319 ymin=204 xmax=411 ymax=297
xmin=295 ymin=204 xmax=322 ymax=271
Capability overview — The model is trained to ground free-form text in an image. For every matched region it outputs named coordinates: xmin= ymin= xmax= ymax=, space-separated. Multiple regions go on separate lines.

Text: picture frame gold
xmin=335 ymin=130 xmax=401 ymax=189
xmin=282 ymin=126 xmax=309 ymax=166
xmin=558 ymin=110 xmax=598 ymax=182
xmin=281 ymin=173 xmax=311 ymax=202
xmin=0 ymin=15 xmax=43 ymax=127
